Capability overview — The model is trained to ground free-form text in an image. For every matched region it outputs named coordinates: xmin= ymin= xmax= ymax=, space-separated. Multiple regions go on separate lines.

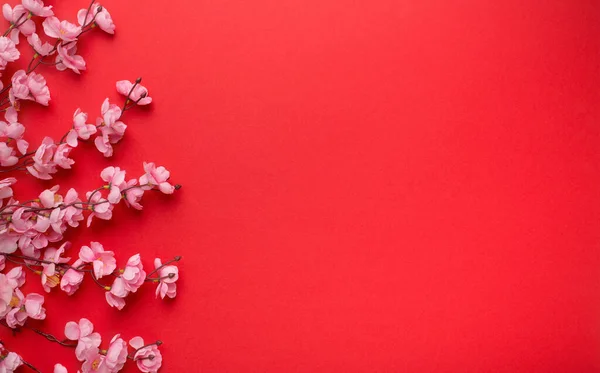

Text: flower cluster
xmin=0 ymin=1 xmax=181 ymax=371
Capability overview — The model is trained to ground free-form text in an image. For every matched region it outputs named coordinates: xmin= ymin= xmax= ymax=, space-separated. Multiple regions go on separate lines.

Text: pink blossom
xmin=6 ymin=266 xmax=25 ymax=289
xmin=105 ymin=334 xmax=128 ymax=371
xmin=60 ymin=267 xmax=84 ymax=295
xmin=122 ymin=254 xmax=146 ymax=292
xmin=6 ymin=289 xmax=46 ymax=328
xmin=27 ymin=71 xmax=51 ymax=105
xmin=122 ymin=179 xmax=144 ymax=210
xmin=0 ymin=177 xmax=16 ymax=201
xmin=0 ymin=142 xmax=18 ymax=166
xmin=26 ymin=136 xmax=57 ymax=180
xmin=56 ymin=42 xmax=86 ymax=74
xmin=2 ymin=4 xmax=35 ymax=44
xmin=78 ymin=5 xmax=115 ymax=34
xmin=65 ymin=318 xmax=102 ymax=361
xmin=23 ymin=0 xmax=53 ymax=17
xmin=53 ymin=364 xmax=69 ymax=373
xmin=130 ymin=337 xmax=162 ymax=373
xmin=0 ymin=36 xmax=19 ymax=69
xmin=154 ymin=258 xmax=178 ymax=299
xmin=79 ymin=242 xmax=116 ymax=278
xmin=105 ymin=290 xmax=126 ymax=310
xmin=41 ymin=242 xmax=70 ymax=292
xmin=66 ymin=109 xmax=96 ymax=147
xmin=94 ymin=99 xmax=126 ymax=157
xmin=42 ymin=17 xmax=79 ymax=41
xmin=0 ymin=273 xmax=14 ymax=317
xmin=62 ymin=188 xmax=84 ymax=227
xmin=0 ymin=345 xmax=22 ymax=372
xmin=53 ymin=143 xmax=74 ymax=169
xmin=81 ymin=350 xmax=105 ymax=373
xmin=85 ymin=191 xmax=113 ymax=226
xmin=100 ymin=166 xmax=125 ymax=203
xmin=116 ymin=80 xmax=152 ymax=105
xmin=27 ymin=33 xmax=54 ymax=56
xmin=140 ymin=162 xmax=175 ymax=194
xmin=0 ymin=108 xmax=28 ymax=155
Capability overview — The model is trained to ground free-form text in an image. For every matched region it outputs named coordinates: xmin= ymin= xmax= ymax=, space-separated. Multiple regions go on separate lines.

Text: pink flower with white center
xmin=0 ymin=108 xmax=28 ymax=155
xmin=2 ymin=4 xmax=35 ymax=44
xmin=53 ymin=143 xmax=74 ymax=169
xmin=116 ymin=80 xmax=152 ymax=105
xmin=42 ymin=17 xmax=79 ymax=41
xmin=130 ymin=337 xmax=163 ymax=373
xmin=100 ymin=166 xmax=126 ymax=204
xmin=64 ymin=318 xmax=102 ymax=361
xmin=0 ymin=36 xmax=19 ymax=69
xmin=0 ymin=177 xmax=16 ymax=201
xmin=26 ymin=136 xmax=57 ymax=180
xmin=63 ymin=188 xmax=84 ymax=227
xmin=79 ymin=242 xmax=116 ymax=279
xmin=140 ymin=162 xmax=175 ymax=194
xmin=122 ymin=179 xmax=144 ymax=210
xmin=23 ymin=0 xmax=53 ymax=17
xmin=0 ymin=345 xmax=22 ymax=372
xmin=56 ymin=42 xmax=85 ymax=74
xmin=122 ymin=254 xmax=146 ymax=293
xmin=6 ymin=289 xmax=46 ymax=328
xmin=154 ymin=258 xmax=179 ymax=299
xmin=66 ymin=109 xmax=96 ymax=147
xmin=27 ymin=33 xmax=53 ymax=56
xmin=105 ymin=334 xmax=128 ymax=371
xmin=85 ymin=191 xmax=113 ymax=226
xmin=41 ymin=242 xmax=70 ymax=292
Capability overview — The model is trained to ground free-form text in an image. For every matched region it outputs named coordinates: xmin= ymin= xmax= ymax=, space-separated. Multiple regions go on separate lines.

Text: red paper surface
xmin=3 ymin=0 xmax=600 ymax=371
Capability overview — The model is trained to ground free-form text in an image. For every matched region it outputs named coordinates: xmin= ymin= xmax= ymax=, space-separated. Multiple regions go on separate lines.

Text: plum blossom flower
xmin=0 ymin=108 xmax=28 ymax=156
xmin=78 ymin=5 xmax=115 ymax=34
xmin=81 ymin=349 xmax=105 ymax=373
xmin=94 ymin=98 xmax=126 ymax=157
xmin=154 ymin=258 xmax=179 ymax=299
xmin=65 ymin=318 xmax=102 ymax=361
xmin=85 ymin=191 xmax=113 ymax=226
xmin=0 ymin=344 xmax=22 ymax=372
xmin=66 ymin=109 xmax=96 ymax=147
xmin=116 ymin=80 xmax=151 ymax=105
xmin=0 ymin=273 xmax=14 ymax=317
xmin=78 ymin=242 xmax=116 ymax=279
xmin=122 ymin=254 xmax=146 ymax=293
xmin=60 ymin=267 xmax=84 ymax=296
xmin=105 ymin=276 xmax=128 ymax=310
xmin=42 ymin=17 xmax=79 ymax=41
xmin=53 ymin=143 xmax=75 ymax=169
xmin=27 ymin=33 xmax=54 ymax=56
xmin=0 ymin=142 xmax=18 ymax=166
xmin=140 ymin=162 xmax=175 ymax=194
xmin=6 ymin=289 xmax=46 ymax=328
xmin=9 ymin=70 xmax=51 ymax=106
xmin=41 ymin=242 xmax=70 ymax=292
xmin=105 ymin=334 xmax=128 ymax=371
xmin=62 ymin=188 xmax=84 ymax=227
xmin=0 ymin=177 xmax=16 ymax=201
xmin=23 ymin=0 xmax=53 ymax=17
xmin=122 ymin=179 xmax=144 ymax=210
xmin=100 ymin=166 xmax=125 ymax=204
xmin=26 ymin=136 xmax=57 ymax=179
xmin=2 ymin=4 xmax=35 ymax=44
xmin=56 ymin=42 xmax=86 ymax=74
xmin=130 ymin=337 xmax=163 ymax=373
xmin=0 ymin=36 xmax=19 ymax=70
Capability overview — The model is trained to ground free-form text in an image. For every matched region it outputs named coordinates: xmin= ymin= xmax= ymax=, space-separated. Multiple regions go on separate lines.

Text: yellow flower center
xmin=8 ymin=295 xmax=19 ymax=308
xmin=46 ymin=274 xmax=60 ymax=287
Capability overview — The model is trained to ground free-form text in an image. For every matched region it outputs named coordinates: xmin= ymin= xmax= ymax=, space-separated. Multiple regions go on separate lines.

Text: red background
xmin=3 ymin=0 xmax=600 ymax=371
